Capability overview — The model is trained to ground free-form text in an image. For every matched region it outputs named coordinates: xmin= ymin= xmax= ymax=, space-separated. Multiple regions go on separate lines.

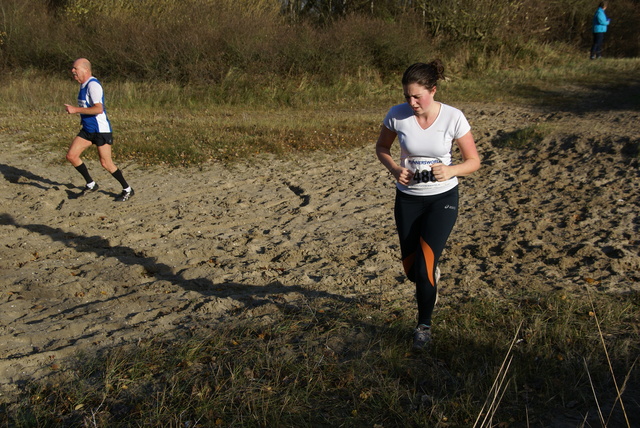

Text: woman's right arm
xmin=375 ymin=125 xmax=411 ymax=186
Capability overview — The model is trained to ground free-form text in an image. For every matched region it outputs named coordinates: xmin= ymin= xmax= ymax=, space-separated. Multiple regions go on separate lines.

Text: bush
xmin=1 ymin=0 xmax=638 ymax=82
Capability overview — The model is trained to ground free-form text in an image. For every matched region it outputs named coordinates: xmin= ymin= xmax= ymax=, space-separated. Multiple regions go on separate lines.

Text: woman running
xmin=375 ymin=60 xmax=481 ymax=350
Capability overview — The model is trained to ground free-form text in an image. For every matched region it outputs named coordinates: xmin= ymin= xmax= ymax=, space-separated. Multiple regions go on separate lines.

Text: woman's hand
xmin=431 ymin=163 xmax=454 ymax=181
xmin=394 ymin=166 xmax=413 ymax=186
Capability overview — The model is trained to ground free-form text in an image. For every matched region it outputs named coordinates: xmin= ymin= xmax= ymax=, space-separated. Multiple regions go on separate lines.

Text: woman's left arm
xmin=431 ymin=131 xmax=481 ymax=181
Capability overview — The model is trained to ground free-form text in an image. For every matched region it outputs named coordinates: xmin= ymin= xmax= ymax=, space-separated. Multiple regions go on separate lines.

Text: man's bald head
xmin=71 ymin=58 xmax=92 ymax=83
xmin=74 ymin=58 xmax=91 ymax=72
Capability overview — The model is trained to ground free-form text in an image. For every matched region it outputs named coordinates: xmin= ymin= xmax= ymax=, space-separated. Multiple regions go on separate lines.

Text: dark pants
xmin=394 ymin=187 xmax=458 ymax=326
xmin=591 ymin=32 xmax=605 ymax=59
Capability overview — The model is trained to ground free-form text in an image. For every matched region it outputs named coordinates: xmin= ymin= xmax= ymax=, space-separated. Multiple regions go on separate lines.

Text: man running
xmin=65 ymin=58 xmax=134 ymax=202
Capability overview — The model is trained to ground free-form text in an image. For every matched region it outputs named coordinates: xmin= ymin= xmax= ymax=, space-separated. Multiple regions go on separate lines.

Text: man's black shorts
xmin=77 ymin=130 xmax=113 ymax=146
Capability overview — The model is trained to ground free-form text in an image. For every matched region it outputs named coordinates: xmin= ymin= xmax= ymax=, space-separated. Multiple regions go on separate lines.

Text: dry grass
xmin=2 ymin=57 xmax=639 ymax=167
xmin=2 ymin=293 xmax=637 ymax=426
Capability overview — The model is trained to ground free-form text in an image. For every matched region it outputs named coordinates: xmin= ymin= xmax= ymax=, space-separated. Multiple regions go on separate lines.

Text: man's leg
xmin=66 ymin=136 xmax=95 ymax=186
xmin=97 ymin=143 xmax=118 ymax=173
xmin=97 ymin=144 xmax=133 ymax=200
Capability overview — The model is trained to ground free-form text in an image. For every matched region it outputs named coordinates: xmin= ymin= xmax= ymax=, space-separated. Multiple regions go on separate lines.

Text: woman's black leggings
xmin=394 ymin=186 xmax=459 ymax=327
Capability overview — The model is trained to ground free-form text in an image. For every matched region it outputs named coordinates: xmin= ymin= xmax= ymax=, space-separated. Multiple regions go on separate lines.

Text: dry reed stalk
xmin=584 ymin=357 xmax=606 ymax=426
xmin=473 ymin=321 xmax=522 ymax=428
xmin=587 ymin=289 xmax=631 ymax=428
xmin=607 ymin=358 xmax=637 ymax=425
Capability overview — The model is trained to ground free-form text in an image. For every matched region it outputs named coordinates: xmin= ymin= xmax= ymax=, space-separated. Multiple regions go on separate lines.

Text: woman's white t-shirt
xmin=383 ymin=102 xmax=471 ymax=196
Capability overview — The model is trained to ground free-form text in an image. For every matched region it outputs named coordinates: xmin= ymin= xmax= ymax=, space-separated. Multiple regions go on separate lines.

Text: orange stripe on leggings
xmin=420 ymin=237 xmax=436 ymax=286
xmin=402 ymin=253 xmax=415 ymax=276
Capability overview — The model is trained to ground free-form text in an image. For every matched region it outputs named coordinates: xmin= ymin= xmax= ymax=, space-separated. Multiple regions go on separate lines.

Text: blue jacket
xmin=592 ymin=7 xmax=610 ymax=33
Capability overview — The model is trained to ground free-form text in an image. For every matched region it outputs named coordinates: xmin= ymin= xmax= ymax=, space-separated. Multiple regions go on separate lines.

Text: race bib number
xmin=405 ymin=156 xmax=443 ymax=189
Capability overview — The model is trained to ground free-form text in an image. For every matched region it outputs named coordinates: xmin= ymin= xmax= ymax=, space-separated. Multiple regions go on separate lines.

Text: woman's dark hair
xmin=599 ymin=1 xmax=607 ymax=8
xmin=401 ymin=60 xmax=445 ymax=90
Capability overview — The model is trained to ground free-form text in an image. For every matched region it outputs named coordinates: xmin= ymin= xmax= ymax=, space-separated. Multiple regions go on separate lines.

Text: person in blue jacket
xmin=590 ymin=2 xmax=611 ymax=59
xmin=65 ymin=58 xmax=134 ymax=201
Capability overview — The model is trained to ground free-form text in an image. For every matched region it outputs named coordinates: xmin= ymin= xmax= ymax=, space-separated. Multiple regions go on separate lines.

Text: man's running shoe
xmin=77 ymin=183 xmax=98 ymax=197
xmin=116 ymin=188 xmax=134 ymax=202
xmin=412 ymin=324 xmax=432 ymax=351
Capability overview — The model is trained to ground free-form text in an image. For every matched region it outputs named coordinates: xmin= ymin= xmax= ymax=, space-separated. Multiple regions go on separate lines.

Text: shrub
xmin=1 ymin=0 xmax=638 ymax=81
